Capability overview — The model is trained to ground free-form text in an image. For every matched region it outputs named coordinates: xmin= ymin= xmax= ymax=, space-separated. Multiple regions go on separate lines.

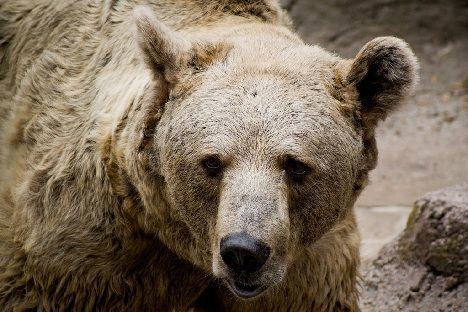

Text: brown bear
xmin=0 ymin=0 xmax=418 ymax=311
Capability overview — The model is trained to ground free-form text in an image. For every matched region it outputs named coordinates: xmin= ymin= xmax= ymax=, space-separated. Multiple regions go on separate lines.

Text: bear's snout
xmin=219 ymin=233 xmax=271 ymax=298
xmin=220 ymin=233 xmax=271 ymax=275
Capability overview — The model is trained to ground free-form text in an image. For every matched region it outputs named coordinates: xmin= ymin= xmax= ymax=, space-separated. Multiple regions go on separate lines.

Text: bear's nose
xmin=220 ymin=233 xmax=270 ymax=275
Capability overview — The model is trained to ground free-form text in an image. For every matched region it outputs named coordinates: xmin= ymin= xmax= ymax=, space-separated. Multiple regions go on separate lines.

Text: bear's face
xmin=134 ymin=7 xmax=418 ymax=298
xmin=155 ymin=51 xmax=362 ymax=295
xmin=158 ymin=70 xmax=360 ymax=295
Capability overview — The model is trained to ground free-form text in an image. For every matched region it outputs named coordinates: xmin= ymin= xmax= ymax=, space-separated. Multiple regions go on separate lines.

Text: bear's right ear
xmin=134 ymin=6 xmax=192 ymax=84
xmin=344 ymin=37 xmax=419 ymax=129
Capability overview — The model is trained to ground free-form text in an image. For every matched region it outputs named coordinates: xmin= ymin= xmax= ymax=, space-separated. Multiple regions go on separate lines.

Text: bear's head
xmin=130 ymin=7 xmax=418 ymax=298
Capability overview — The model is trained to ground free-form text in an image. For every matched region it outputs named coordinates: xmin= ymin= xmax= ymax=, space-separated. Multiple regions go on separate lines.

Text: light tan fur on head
xmin=0 ymin=0 xmax=418 ymax=310
xmin=133 ymin=5 xmax=418 ymax=307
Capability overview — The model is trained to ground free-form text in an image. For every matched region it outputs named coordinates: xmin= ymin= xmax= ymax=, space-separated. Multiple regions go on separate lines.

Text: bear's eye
xmin=201 ymin=155 xmax=223 ymax=177
xmin=284 ymin=157 xmax=310 ymax=181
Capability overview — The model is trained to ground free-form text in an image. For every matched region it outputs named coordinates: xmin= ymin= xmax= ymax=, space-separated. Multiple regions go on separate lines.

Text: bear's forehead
xmin=172 ymin=69 xmax=344 ymax=134
xmin=164 ymin=71 xmax=358 ymax=165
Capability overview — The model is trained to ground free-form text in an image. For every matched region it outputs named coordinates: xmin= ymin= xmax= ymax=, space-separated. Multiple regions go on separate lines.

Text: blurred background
xmin=279 ymin=0 xmax=468 ymax=263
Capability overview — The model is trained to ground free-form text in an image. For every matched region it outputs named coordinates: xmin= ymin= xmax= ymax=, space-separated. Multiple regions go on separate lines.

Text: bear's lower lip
xmin=229 ymin=280 xmax=264 ymax=298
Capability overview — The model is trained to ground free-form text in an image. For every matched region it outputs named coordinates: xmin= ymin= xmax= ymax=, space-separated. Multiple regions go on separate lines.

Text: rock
xmin=405 ymin=184 xmax=468 ymax=280
xmin=360 ymin=184 xmax=468 ymax=312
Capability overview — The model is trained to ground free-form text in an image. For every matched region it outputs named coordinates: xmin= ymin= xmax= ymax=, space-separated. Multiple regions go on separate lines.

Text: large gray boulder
xmin=360 ymin=184 xmax=468 ymax=311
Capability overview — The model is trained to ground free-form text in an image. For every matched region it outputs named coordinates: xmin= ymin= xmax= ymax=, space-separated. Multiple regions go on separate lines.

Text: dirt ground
xmin=281 ymin=0 xmax=468 ymax=261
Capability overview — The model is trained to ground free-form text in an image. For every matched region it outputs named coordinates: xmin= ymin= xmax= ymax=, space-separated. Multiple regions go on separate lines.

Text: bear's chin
xmin=226 ymin=279 xmax=267 ymax=299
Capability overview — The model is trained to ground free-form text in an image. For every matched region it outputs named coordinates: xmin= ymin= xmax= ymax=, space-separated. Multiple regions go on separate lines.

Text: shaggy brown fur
xmin=0 ymin=0 xmax=418 ymax=311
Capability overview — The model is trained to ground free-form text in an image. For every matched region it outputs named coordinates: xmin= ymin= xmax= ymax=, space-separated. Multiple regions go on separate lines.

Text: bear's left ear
xmin=345 ymin=37 xmax=419 ymax=127
xmin=134 ymin=6 xmax=230 ymax=86
xmin=134 ymin=6 xmax=192 ymax=85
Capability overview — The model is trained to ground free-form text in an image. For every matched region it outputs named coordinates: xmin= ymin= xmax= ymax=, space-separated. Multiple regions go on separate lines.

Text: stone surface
xmin=280 ymin=0 xmax=468 ymax=206
xmin=408 ymin=184 xmax=468 ymax=280
xmin=360 ymin=184 xmax=468 ymax=312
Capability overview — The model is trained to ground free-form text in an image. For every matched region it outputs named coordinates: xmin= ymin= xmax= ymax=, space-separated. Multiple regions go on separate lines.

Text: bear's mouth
xmin=228 ymin=280 xmax=265 ymax=298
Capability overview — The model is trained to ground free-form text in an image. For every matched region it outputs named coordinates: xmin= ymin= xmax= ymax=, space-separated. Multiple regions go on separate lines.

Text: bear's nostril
xmin=242 ymin=253 xmax=260 ymax=273
xmin=222 ymin=249 xmax=242 ymax=272
xmin=220 ymin=233 xmax=270 ymax=275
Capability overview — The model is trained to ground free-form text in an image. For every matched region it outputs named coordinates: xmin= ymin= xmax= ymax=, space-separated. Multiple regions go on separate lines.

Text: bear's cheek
xmin=288 ymin=175 xmax=354 ymax=245
xmin=165 ymin=164 xmax=220 ymax=239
